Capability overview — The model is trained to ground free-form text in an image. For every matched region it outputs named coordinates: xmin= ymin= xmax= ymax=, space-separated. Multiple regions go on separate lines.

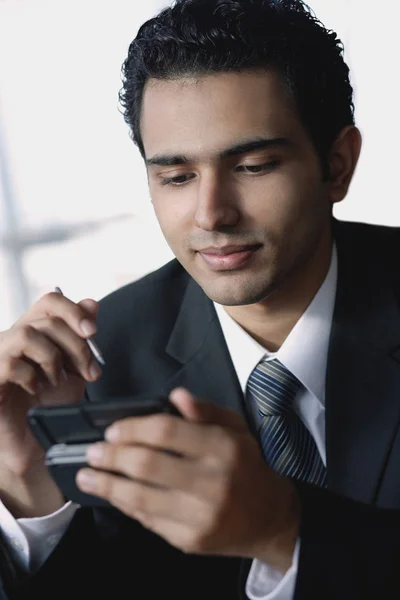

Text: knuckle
xmin=132 ymin=489 xmax=146 ymax=511
xmin=18 ymin=324 xmax=35 ymax=345
xmin=47 ymin=344 xmax=61 ymax=361
xmin=208 ymin=425 xmax=237 ymax=457
xmin=45 ymin=291 xmax=59 ymax=301
xmin=4 ymin=355 xmax=18 ymax=374
xmin=98 ymin=444 xmax=115 ymax=469
xmin=34 ymin=292 xmax=54 ymax=308
xmin=34 ymin=292 xmax=60 ymax=313
xmin=43 ymin=315 xmax=63 ymax=330
xmin=135 ymin=449 xmax=156 ymax=479
xmin=181 ymin=470 xmax=197 ymax=494
xmin=221 ymin=434 xmax=242 ymax=468
xmin=181 ymin=531 xmax=208 ymax=554
xmin=153 ymin=416 xmax=176 ymax=445
xmin=41 ymin=349 xmax=62 ymax=371
xmin=213 ymin=474 xmax=232 ymax=508
xmin=97 ymin=473 xmax=113 ymax=499
xmin=0 ymin=330 xmax=8 ymax=348
xmin=209 ymin=424 xmax=225 ymax=445
xmin=118 ymin=487 xmax=144 ymax=512
xmin=24 ymin=369 xmax=37 ymax=388
xmin=38 ymin=292 xmax=84 ymax=325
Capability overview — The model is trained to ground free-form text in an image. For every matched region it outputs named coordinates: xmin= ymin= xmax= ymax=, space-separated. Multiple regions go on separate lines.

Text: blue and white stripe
xmin=247 ymin=358 xmax=326 ymax=488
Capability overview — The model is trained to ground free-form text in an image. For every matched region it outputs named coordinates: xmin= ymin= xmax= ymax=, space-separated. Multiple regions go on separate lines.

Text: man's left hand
xmin=76 ymin=387 xmax=300 ymax=572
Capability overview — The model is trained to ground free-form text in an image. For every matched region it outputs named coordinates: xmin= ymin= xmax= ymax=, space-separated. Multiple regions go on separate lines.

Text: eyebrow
xmin=145 ymin=137 xmax=291 ymax=167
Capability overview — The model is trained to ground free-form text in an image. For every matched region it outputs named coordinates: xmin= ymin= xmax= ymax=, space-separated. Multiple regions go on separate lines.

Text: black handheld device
xmin=27 ymin=396 xmax=181 ymax=506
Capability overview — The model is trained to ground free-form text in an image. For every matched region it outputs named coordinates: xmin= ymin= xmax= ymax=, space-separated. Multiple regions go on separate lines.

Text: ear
xmin=327 ymin=125 xmax=362 ymax=205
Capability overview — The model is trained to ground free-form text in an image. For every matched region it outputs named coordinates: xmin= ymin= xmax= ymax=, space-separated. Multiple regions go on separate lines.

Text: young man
xmin=1 ymin=1 xmax=400 ymax=598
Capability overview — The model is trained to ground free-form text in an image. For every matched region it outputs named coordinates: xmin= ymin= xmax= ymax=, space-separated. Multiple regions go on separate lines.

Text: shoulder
xmin=335 ymin=219 xmax=400 ymax=244
xmin=335 ymin=221 xmax=400 ymax=300
xmin=99 ymin=258 xmax=188 ymax=306
xmin=96 ymin=259 xmax=190 ymax=335
xmin=335 ymin=220 xmax=400 ymax=265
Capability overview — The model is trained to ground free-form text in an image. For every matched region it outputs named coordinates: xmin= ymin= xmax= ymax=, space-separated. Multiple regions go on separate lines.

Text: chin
xmin=200 ymin=277 xmax=275 ymax=307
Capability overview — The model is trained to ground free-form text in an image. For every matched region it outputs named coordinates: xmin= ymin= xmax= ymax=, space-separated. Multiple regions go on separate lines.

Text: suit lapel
xmin=326 ymin=221 xmax=400 ymax=503
xmin=160 ymin=222 xmax=400 ymax=506
xmin=161 ymin=276 xmax=249 ymax=423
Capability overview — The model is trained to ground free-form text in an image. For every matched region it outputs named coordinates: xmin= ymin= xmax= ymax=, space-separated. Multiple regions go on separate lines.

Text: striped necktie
xmin=246 ymin=358 xmax=326 ymax=487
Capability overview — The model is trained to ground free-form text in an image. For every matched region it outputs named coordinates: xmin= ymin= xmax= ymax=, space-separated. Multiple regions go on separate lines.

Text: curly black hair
xmin=119 ymin=0 xmax=355 ymax=177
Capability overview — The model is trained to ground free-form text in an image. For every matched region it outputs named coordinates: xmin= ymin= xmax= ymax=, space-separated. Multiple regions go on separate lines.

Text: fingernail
xmin=89 ymin=360 xmax=102 ymax=381
xmin=87 ymin=444 xmax=105 ymax=464
xmin=77 ymin=469 xmax=96 ymax=491
xmin=61 ymin=368 xmax=68 ymax=381
xmin=80 ymin=319 xmax=97 ymax=337
xmin=105 ymin=426 xmax=119 ymax=442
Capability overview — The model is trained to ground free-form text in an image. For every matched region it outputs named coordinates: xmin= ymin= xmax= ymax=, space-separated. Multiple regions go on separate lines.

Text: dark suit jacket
xmin=3 ymin=219 xmax=400 ymax=599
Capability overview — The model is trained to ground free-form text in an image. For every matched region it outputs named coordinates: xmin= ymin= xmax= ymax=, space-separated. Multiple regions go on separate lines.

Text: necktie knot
xmin=247 ymin=358 xmax=301 ymax=417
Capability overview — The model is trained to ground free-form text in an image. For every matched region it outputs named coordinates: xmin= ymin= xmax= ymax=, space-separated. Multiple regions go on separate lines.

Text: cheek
xmin=246 ymin=169 xmax=327 ymax=257
xmin=247 ymin=175 xmax=302 ymax=233
xmin=260 ymin=166 xmax=324 ymax=224
xmin=151 ymin=193 xmax=192 ymax=252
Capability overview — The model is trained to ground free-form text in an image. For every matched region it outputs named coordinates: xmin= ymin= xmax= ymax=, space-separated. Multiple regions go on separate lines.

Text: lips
xmin=199 ymin=244 xmax=261 ymax=255
xmin=197 ymin=244 xmax=261 ymax=271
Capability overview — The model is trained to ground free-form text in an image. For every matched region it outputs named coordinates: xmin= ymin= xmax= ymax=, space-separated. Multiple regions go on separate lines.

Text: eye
xmin=237 ymin=160 xmax=280 ymax=174
xmin=160 ymin=174 xmax=196 ymax=187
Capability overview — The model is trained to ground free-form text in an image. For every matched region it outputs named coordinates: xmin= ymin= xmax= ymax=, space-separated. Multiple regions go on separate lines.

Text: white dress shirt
xmin=0 ymin=245 xmax=337 ymax=597
xmin=214 ymin=244 xmax=337 ymax=599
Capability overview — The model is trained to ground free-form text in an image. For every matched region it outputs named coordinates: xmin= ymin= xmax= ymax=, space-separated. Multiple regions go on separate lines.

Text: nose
xmin=194 ymin=171 xmax=240 ymax=231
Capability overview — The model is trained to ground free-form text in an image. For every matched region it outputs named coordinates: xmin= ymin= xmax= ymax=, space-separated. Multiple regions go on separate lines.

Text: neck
xmin=224 ymin=228 xmax=333 ymax=352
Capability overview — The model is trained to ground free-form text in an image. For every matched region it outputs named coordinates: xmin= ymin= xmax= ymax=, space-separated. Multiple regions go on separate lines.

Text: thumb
xmin=169 ymin=387 xmax=247 ymax=433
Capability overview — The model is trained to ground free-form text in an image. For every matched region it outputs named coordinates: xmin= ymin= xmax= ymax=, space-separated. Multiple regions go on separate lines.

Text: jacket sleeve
xmin=2 ymin=508 xmax=110 ymax=600
xmin=294 ymin=483 xmax=400 ymax=600
xmin=0 ymin=526 xmax=24 ymax=600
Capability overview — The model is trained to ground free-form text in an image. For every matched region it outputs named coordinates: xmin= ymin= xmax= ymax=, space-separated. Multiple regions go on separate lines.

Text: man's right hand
xmin=0 ymin=291 xmax=102 ymax=517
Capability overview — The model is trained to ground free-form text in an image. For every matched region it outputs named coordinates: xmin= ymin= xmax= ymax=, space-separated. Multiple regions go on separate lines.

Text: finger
xmin=31 ymin=317 xmax=101 ymax=383
xmin=76 ymin=468 xmax=177 ymax=519
xmin=0 ymin=325 xmax=65 ymax=389
xmin=105 ymin=412 xmax=215 ymax=458
xmin=19 ymin=292 xmax=98 ymax=340
xmin=169 ymin=387 xmax=247 ymax=432
xmin=86 ymin=443 xmax=216 ymax=498
xmin=104 ymin=411 xmax=242 ymax=466
xmin=76 ymin=467 xmax=206 ymax=527
xmin=78 ymin=298 xmax=99 ymax=318
xmin=0 ymin=356 xmax=38 ymax=396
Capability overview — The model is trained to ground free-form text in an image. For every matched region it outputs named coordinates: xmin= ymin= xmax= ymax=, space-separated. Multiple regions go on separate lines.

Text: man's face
xmin=141 ymin=70 xmax=333 ymax=306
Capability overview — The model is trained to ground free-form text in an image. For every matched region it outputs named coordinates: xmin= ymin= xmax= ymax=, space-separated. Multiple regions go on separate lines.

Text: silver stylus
xmin=54 ymin=287 xmax=106 ymax=366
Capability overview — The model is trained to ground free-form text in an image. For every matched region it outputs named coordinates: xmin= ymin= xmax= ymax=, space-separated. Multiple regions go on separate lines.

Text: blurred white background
xmin=0 ymin=0 xmax=398 ymax=329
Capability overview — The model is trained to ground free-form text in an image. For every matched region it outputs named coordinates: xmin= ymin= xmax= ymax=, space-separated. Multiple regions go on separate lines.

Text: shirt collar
xmin=214 ymin=244 xmax=337 ymax=407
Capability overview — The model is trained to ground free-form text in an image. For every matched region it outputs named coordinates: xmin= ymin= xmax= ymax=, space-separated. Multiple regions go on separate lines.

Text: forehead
xmin=140 ymin=70 xmax=303 ymax=161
